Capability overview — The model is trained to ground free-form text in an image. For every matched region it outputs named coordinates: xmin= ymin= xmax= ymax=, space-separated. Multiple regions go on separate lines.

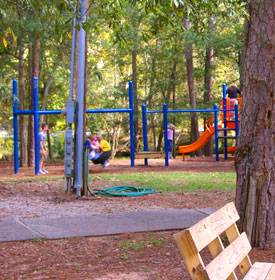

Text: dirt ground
xmin=0 ymin=157 xmax=274 ymax=279
xmin=0 ymin=156 xmax=235 ymax=180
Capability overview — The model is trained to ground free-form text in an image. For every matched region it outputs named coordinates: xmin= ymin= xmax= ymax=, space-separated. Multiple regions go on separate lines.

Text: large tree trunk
xmin=184 ymin=17 xmax=202 ymax=157
xmin=235 ymin=0 xmax=274 ymax=250
xmin=28 ymin=40 xmax=39 ymax=167
xmin=18 ymin=45 xmax=28 ymax=167
xmin=238 ymin=49 xmax=245 ymax=91
xmin=204 ymin=17 xmax=214 ymax=157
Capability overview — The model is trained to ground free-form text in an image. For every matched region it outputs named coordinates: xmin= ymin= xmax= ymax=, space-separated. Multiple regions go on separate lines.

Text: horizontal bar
xmin=14 ymin=108 xmax=132 ymax=116
xmin=14 ymin=110 xmax=34 ymax=115
xmin=38 ymin=110 xmax=62 ymax=115
xmin=86 ymin=108 xmax=132 ymax=113
xmin=168 ymin=109 xmax=234 ymax=113
xmin=146 ymin=110 xmax=163 ymax=114
xmin=146 ymin=109 xmax=235 ymax=114
xmin=14 ymin=110 xmax=62 ymax=115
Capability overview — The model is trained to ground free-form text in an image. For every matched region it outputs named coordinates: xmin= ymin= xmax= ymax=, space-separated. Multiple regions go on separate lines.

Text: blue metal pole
xmin=235 ymin=100 xmax=239 ymax=139
xmin=163 ymin=104 xmax=169 ymax=167
xmin=33 ymin=77 xmax=40 ymax=175
xmin=214 ymin=103 xmax=219 ymax=161
xmin=86 ymin=108 xmax=132 ymax=113
xmin=129 ymin=80 xmax=135 ymax=167
xmin=38 ymin=110 xmax=62 ymax=115
xmin=13 ymin=79 xmax=19 ymax=174
xmin=222 ymin=83 xmax=228 ymax=160
xmin=13 ymin=109 xmax=34 ymax=115
xmin=142 ymin=104 xmax=148 ymax=166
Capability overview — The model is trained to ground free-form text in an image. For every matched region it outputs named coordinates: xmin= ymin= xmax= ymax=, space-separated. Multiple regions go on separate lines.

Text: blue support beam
xmin=222 ymin=83 xmax=228 ymax=160
xmin=86 ymin=108 xmax=132 ymax=114
xmin=33 ymin=77 xmax=40 ymax=175
xmin=129 ymin=81 xmax=135 ymax=167
xmin=214 ymin=103 xmax=219 ymax=161
xmin=163 ymin=104 xmax=169 ymax=167
xmin=235 ymin=101 xmax=239 ymax=139
xmin=13 ymin=79 xmax=19 ymax=174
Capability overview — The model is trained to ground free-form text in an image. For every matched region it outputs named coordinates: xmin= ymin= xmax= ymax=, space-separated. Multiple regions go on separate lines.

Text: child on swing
xmin=88 ymin=135 xmax=101 ymax=161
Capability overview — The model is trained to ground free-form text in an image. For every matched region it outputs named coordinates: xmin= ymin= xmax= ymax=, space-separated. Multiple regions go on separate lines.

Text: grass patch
xmin=118 ymin=236 xmax=166 ymax=252
xmin=1 ymin=176 xmax=64 ymax=183
xmin=89 ymin=172 xmax=236 ymax=193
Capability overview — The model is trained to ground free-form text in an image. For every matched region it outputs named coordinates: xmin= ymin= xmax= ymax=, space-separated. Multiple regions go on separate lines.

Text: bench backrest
xmin=174 ymin=202 xmax=252 ymax=280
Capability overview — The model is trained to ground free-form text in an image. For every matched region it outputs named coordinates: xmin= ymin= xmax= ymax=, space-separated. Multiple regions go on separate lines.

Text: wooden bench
xmin=135 ymin=151 xmax=166 ymax=159
xmin=174 ymin=202 xmax=274 ymax=280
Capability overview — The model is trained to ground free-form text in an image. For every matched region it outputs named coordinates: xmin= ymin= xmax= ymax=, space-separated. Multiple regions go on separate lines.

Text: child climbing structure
xmin=178 ymin=84 xmax=242 ymax=161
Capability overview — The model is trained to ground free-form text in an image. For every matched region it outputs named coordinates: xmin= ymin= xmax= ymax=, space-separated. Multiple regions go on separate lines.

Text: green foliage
xmin=0 ymin=136 xmax=13 ymax=159
xmin=0 ymin=0 xmax=246 ymax=159
xmin=51 ymin=133 xmax=65 ymax=159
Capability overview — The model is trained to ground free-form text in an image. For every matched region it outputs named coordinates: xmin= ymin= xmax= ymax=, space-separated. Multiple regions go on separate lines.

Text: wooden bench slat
xmin=265 ymin=263 xmax=275 ymax=280
xmin=242 ymin=262 xmax=273 ymax=280
xmin=205 ymin=233 xmax=251 ymax=280
xmin=208 ymin=237 xmax=238 ymax=280
xmin=225 ymin=223 xmax=252 ymax=275
xmin=135 ymin=152 xmax=166 ymax=159
xmin=174 ymin=231 xmax=205 ymax=280
xmin=187 ymin=202 xmax=240 ymax=252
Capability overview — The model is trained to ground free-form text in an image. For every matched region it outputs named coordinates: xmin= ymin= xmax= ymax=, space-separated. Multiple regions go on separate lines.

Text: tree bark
xmin=235 ymin=0 xmax=274 ymax=249
xmin=18 ymin=45 xmax=28 ymax=167
xmin=204 ymin=17 xmax=214 ymax=157
xmin=28 ymin=39 xmax=39 ymax=167
xmin=132 ymin=47 xmax=139 ymax=152
xmin=46 ymin=115 xmax=52 ymax=160
xmin=149 ymin=42 xmax=158 ymax=150
xmin=184 ymin=17 xmax=202 ymax=157
xmin=39 ymin=76 xmax=52 ymax=125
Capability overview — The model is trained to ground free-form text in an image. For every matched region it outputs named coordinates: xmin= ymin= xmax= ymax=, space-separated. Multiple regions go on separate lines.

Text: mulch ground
xmin=0 ymin=156 xmax=235 ymax=179
xmin=0 ymin=157 xmax=274 ymax=279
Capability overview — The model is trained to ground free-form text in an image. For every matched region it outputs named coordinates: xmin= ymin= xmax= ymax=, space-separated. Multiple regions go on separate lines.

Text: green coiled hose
xmin=85 ymin=148 xmax=156 ymax=197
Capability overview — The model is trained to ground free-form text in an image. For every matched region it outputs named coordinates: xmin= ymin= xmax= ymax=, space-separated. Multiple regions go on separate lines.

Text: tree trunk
xmin=28 ymin=40 xmax=39 ymax=167
xmin=149 ymin=42 xmax=158 ymax=150
xmin=111 ymin=124 xmax=121 ymax=159
xmin=46 ymin=116 xmax=52 ymax=160
xmin=18 ymin=45 xmax=28 ymax=167
xmin=238 ymin=49 xmax=245 ymax=91
xmin=157 ymin=128 xmax=163 ymax=151
xmin=132 ymin=47 xmax=139 ymax=152
xmin=204 ymin=17 xmax=214 ymax=157
xmin=184 ymin=17 xmax=202 ymax=157
xmin=235 ymin=0 xmax=274 ymax=249
xmin=39 ymin=76 xmax=52 ymax=125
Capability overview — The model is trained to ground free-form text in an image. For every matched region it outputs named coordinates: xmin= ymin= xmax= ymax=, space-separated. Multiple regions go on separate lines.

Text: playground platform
xmin=0 ymin=208 xmax=215 ymax=242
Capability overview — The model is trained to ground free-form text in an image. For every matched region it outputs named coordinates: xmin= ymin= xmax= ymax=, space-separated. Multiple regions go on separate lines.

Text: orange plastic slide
xmin=179 ymin=125 xmax=220 ymax=155
xmin=227 ymin=146 xmax=236 ymax=153
xmin=179 ymin=125 xmax=236 ymax=158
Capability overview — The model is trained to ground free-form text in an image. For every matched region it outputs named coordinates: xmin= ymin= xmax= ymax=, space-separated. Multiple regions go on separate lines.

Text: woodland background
xmin=0 ymin=0 xmax=245 ymax=163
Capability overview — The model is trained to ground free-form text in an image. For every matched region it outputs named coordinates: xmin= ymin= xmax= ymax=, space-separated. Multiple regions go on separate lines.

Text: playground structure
xmin=12 ymin=78 xmax=135 ymax=173
xmin=139 ymin=83 xmax=240 ymax=165
xmin=179 ymin=85 xmax=241 ymax=161
xmin=12 ymin=0 xmax=241 ymax=196
xmin=12 ymin=0 xmax=135 ymax=196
